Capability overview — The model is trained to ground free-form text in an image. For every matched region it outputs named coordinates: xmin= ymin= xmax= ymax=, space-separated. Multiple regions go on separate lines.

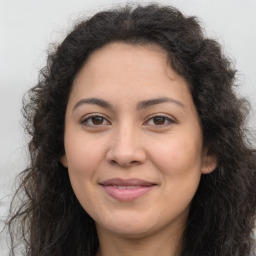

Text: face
xmin=62 ymin=42 xmax=216 ymax=239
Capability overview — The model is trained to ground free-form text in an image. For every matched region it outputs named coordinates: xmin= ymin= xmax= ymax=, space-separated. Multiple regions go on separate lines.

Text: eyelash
xmin=80 ymin=114 xmax=176 ymax=128
xmin=144 ymin=115 xmax=176 ymax=127
xmin=81 ymin=114 xmax=111 ymax=127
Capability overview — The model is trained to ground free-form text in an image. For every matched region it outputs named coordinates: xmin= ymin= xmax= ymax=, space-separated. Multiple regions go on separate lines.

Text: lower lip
xmin=102 ymin=185 xmax=155 ymax=201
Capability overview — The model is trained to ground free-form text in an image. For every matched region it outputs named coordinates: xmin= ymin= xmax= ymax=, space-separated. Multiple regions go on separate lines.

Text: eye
xmin=145 ymin=115 xmax=175 ymax=127
xmin=81 ymin=114 xmax=111 ymax=127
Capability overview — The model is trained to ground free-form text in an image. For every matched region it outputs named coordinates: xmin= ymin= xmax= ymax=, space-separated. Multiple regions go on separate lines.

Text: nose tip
xmin=106 ymin=133 xmax=146 ymax=167
xmin=108 ymin=152 xmax=145 ymax=167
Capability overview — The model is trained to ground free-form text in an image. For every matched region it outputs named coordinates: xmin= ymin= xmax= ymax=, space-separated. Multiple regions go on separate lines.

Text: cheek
xmin=65 ymin=135 xmax=106 ymax=177
xmin=149 ymin=132 xmax=203 ymax=176
xmin=151 ymin=134 xmax=202 ymax=210
xmin=65 ymin=136 xmax=106 ymax=213
xmin=142 ymin=134 xmax=203 ymax=230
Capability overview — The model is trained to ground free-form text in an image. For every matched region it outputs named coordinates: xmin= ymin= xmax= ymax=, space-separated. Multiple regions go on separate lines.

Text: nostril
xmin=109 ymin=159 xmax=141 ymax=167
xmin=110 ymin=159 xmax=118 ymax=165
xmin=130 ymin=160 xmax=140 ymax=165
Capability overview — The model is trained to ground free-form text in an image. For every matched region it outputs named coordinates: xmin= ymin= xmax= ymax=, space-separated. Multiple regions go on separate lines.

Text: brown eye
xmin=145 ymin=115 xmax=175 ymax=127
xmin=153 ymin=116 xmax=166 ymax=125
xmin=81 ymin=115 xmax=110 ymax=127
xmin=91 ymin=116 xmax=104 ymax=125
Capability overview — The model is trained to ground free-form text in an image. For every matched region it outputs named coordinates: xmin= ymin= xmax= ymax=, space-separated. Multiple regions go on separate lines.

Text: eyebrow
xmin=136 ymin=97 xmax=185 ymax=110
xmin=73 ymin=96 xmax=185 ymax=111
xmin=73 ymin=97 xmax=113 ymax=111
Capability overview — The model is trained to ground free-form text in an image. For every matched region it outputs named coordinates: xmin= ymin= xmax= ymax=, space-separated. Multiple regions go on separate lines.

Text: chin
xmin=100 ymin=221 xmax=155 ymax=239
xmin=94 ymin=209 xmax=166 ymax=239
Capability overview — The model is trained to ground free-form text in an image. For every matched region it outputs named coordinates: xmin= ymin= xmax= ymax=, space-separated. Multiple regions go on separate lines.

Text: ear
xmin=201 ymin=148 xmax=217 ymax=174
xmin=60 ymin=155 xmax=68 ymax=168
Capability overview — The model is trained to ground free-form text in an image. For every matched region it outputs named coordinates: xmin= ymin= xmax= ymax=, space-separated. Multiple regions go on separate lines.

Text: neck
xmin=96 ymin=225 xmax=184 ymax=256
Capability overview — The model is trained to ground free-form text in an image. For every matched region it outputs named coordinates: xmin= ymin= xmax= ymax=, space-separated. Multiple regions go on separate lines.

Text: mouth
xmin=99 ymin=178 xmax=157 ymax=201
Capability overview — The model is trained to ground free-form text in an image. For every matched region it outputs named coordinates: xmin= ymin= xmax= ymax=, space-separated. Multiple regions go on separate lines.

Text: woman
xmin=7 ymin=4 xmax=256 ymax=256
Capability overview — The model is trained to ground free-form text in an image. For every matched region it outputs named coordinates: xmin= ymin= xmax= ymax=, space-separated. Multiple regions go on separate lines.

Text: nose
xmin=106 ymin=124 xmax=147 ymax=167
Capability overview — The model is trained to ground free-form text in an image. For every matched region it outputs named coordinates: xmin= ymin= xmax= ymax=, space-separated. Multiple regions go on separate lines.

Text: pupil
xmin=154 ymin=117 xmax=165 ymax=125
xmin=92 ymin=116 xmax=103 ymax=125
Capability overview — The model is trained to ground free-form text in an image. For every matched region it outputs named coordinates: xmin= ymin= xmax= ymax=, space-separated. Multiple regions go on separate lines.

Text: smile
xmin=112 ymin=185 xmax=142 ymax=189
xmin=100 ymin=178 xmax=157 ymax=201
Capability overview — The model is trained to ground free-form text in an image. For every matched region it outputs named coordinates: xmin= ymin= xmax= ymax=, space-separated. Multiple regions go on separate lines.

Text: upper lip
xmin=99 ymin=178 xmax=156 ymax=186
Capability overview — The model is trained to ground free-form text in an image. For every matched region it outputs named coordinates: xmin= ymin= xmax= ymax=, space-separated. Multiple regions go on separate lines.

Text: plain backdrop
xmin=0 ymin=0 xmax=256 ymax=254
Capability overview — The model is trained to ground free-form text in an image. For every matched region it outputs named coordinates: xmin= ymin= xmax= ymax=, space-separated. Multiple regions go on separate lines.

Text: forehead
xmin=68 ymin=42 xmax=194 ymax=111
xmin=73 ymin=43 xmax=186 ymax=90
xmin=83 ymin=42 xmax=170 ymax=77
xmin=87 ymin=42 xmax=168 ymax=61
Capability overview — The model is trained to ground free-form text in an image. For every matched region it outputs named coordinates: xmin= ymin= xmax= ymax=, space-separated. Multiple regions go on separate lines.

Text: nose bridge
xmin=106 ymin=120 xmax=146 ymax=166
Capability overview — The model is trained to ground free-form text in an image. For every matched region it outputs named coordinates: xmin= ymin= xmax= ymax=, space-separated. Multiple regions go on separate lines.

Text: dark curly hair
xmin=7 ymin=3 xmax=256 ymax=256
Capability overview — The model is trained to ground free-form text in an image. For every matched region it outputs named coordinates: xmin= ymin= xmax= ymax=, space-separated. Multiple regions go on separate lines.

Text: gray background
xmin=1 ymin=0 xmax=255 ymax=254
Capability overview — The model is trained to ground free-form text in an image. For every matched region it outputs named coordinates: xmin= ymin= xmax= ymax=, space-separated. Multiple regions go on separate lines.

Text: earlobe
xmin=60 ymin=155 xmax=68 ymax=168
xmin=201 ymin=149 xmax=217 ymax=174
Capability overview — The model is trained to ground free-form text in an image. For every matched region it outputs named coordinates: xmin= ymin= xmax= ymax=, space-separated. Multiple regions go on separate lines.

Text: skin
xmin=61 ymin=42 xmax=216 ymax=256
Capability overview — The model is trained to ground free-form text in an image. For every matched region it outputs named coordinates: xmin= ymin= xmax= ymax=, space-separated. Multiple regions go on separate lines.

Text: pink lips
xmin=100 ymin=178 xmax=156 ymax=201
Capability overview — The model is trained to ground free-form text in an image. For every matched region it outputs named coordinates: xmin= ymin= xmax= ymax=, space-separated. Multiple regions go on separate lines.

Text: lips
xmin=100 ymin=178 xmax=155 ymax=187
xmin=100 ymin=178 xmax=156 ymax=201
